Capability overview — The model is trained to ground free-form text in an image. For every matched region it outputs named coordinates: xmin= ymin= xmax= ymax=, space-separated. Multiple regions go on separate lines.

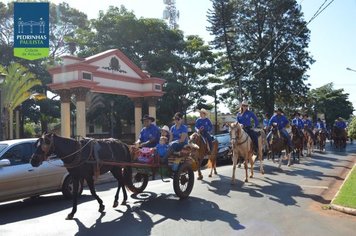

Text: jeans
xmin=244 ymin=127 xmax=258 ymax=152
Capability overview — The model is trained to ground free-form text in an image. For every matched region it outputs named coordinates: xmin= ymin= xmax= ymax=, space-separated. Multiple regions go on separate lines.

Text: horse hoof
xmin=208 ymin=174 xmax=212 ymax=178
xmin=121 ymin=200 xmax=127 ymax=205
xmin=113 ymin=201 xmax=118 ymax=208
xmin=244 ymin=179 xmax=248 ymax=183
xmin=66 ymin=214 xmax=74 ymax=220
xmin=249 ymin=175 xmax=253 ymax=178
xmin=99 ymin=205 xmax=105 ymax=213
xmin=197 ymin=176 xmax=203 ymax=180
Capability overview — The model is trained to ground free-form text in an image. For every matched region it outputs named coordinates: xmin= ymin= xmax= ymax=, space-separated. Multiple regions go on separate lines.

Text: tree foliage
xmin=308 ymin=83 xmax=354 ymax=127
xmin=207 ymin=0 xmax=314 ymax=114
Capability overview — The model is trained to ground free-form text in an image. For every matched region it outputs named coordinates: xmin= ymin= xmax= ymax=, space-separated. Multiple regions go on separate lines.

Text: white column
xmin=73 ymin=88 xmax=88 ymax=138
xmin=58 ymin=90 xmax=71 ymax=138
xmin=132 ymin=98 xmax=143 ymax=140
xmin=76 ymin=100 xmax=86 ymax=137
xmin=147 ymin=97 xmax=158 ymax=122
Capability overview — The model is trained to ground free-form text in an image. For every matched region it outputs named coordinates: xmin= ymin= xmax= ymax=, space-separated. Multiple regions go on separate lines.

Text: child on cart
xmin=154 ymin=136 xmax=169 ymax=164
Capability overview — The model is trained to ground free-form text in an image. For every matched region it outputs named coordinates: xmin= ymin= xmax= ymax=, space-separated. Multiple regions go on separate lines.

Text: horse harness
xmin=231 ymin=127 xmax=249 ymax=146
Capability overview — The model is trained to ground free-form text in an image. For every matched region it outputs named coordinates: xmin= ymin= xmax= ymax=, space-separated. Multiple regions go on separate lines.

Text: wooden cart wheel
xmin=127 ymin=172 xmax=149 ymax=194
xmin=173 ymin=163 xmax=194 ymax=199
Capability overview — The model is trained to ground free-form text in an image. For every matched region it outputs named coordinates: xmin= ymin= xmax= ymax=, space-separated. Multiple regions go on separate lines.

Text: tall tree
xmin=207 ymin=0 xmax=314 ymax=114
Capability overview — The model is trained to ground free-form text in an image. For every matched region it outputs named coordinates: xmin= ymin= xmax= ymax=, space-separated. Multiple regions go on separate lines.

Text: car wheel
xmin=62 ymin=175 xmax=83 ymax=199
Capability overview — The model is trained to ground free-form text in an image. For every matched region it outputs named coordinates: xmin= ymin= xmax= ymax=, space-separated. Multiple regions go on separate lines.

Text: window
xmin=154 ymin=84 xmax=161 ymax=91
xmin=82 ymin=72 xmax=92 ymax=80
xmin=3 ymin=143 xmax=34 ymax=166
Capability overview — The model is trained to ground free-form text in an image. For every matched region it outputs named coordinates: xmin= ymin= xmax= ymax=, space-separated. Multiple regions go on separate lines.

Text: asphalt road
xmin=1 ymin=142 xmax=355 ymax=236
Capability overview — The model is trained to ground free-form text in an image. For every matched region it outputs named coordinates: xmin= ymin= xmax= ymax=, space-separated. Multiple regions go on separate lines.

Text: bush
xmin=24 ymin=122 xmax=40 ymax=138
xmin=348 ymin=116 xmax=356 ymax=139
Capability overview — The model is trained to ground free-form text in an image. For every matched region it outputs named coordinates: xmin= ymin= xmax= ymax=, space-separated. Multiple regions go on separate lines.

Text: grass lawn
xmin=332 ymin=165 xmax=356 ymax=209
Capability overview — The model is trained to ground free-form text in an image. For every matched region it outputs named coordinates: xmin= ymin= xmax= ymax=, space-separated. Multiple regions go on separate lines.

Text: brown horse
xmin=229 ymin=123 xmax=264 ymax=184
xmin=189 ymin=132 xmax=218 ymax=180
xmin=269 ymin=123 xmax=292 ymax=168
xmin=303 ymin=129 xmax=314 ymax=157
xmin=315 ymin=129 xmax=327 ymax=152
xmin=291 ymin=124 xmax=304 ymax=162
xmin=332 ymin=126 xmax=347 ymax=150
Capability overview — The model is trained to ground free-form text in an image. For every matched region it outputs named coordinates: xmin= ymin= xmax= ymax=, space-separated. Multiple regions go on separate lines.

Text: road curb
xmin=330 ymin=164 xmax=356 ymax=216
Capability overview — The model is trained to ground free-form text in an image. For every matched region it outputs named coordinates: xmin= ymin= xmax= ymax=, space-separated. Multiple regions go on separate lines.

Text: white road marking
xmin=300 ymin=185 xmax=329 ymax=189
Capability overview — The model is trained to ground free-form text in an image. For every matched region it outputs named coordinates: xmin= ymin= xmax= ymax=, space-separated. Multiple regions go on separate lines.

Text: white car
xmin=0 ymin=138 xmax=82 ymax=203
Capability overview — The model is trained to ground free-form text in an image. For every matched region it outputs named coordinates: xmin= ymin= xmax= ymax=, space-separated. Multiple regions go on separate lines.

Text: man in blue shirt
xmin=263 ymin=113 xmax=270 ymax=129
xmin=335 ymin=117 xmax=347 ymax=129
xmin=195 ymin=108 xmax=213 ymax=153
xmin=267 ymin=108 xmax=293 ymax=149
xmin=315 ymin=118 xmax=325 ymax=130
xmin=292 ymin=112 xmax=304 ymax=137
xmin=236 ymin=100 xmax=259 ymax=153
xmin=135 ymin=115 xmax=160 ymax=148
xmin=303 ymin=114 xmax=316 ymax=143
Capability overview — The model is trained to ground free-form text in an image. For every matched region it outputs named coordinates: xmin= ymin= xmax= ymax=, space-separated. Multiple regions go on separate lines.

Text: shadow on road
xmin=73 ymin=192 xmax=244 ymax=236
xmin=0 ymin=194 xmax=97 ymax=225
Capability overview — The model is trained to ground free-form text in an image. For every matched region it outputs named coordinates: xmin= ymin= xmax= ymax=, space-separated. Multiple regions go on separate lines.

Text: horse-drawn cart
xmin=98 ymin=148 xmax=197 ymax=199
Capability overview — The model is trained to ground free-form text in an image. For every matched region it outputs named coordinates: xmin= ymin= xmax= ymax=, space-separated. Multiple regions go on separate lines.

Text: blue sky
xmin=13 ymin=0 xmax=356 ymax=112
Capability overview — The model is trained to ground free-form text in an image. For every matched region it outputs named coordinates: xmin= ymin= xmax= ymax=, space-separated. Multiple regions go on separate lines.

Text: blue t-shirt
xmin=292 ymin=117 xmax=304 ymax=129
xmin=315 ymin=121 xmax=325 ymax=129
xmin=237 ymin=110 xmax=259 ymax=128
xmin=335 ymin=121 xmax=347 ymax=129
xmin=156 ymin=143 xmax=169 ymax=157
xmin=269 ymin=114 xmax=289 ymax=130
xmin=263 ymin=118 xmax=269 ymax=127
xmin=139 ymin=124 xmax=160 ymax=147
xmin=171 ymin=124 xmax=188 ymax=144
xmin=195 ymin=117 xmax=213 ymax=132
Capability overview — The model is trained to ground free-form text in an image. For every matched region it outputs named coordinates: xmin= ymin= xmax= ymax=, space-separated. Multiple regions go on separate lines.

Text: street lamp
xmin=346 ymin=67 xmax=356 ymax=73
xmin=0 ymin=72 xmax=5 ymax=141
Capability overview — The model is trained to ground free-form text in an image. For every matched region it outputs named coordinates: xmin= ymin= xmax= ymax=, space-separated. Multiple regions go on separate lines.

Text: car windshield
xmin=0 ymin=144 xmax=8 ymax=154
xmin=215 ymin=135 xmax=230 ymax=143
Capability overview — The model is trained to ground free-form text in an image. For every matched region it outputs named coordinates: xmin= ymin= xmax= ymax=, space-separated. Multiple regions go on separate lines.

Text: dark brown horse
xmin=315 ymin=129 xmax=327 ymax=152
xmin=269 ymin=123 xmax=292 ymax=168
xmin=30 ymin=133 xmax=131 ymax=220
xmin=291 ymin=124 xmax=304 ymax=162
xmin=189 ymin=132 xmax=218 ymax=180
xmin=332 ymin=127 xmax=347 ymax=150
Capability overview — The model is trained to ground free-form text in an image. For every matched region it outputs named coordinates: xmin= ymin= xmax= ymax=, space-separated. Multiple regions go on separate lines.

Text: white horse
xmin=229 ymin=123 xmax=264 ymax=184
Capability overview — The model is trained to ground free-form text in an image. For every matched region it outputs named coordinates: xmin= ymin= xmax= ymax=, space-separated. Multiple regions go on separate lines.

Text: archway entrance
xmin=48 ymin=49 xmax=165 ymax=139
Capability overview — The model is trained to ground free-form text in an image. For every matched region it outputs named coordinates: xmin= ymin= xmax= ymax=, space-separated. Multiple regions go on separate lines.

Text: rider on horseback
xmin=236 ymin=100 xmax=259 ymax=154
xmin=263 ymin=113 xmax=270 ymax=130
xmin=302 ymin=114 xmax=316 ymax=143
xmin=267 ymin=108 xmax=293 ymax=150
xmin=292 ymin=112 xmax=304 ymax=137
xmin=195 ymin=108 xmax=213 ymax=153
xmin=334 ymin=117 xmax=348 ymax=139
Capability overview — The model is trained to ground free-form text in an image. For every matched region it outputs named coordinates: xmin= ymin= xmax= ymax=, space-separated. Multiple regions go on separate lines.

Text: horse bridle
xmin=41 ymin=133 xmax=54 ymax=158
xmin=230 ymin=126 xmax=248 ymax=146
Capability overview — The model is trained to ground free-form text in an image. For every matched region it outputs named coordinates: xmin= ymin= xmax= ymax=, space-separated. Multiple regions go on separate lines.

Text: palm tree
xmin=0 ymin=63 xmax=42 ymax=139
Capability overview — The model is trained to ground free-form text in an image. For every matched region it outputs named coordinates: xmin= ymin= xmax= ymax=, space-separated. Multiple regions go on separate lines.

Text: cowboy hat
xmin=141 ymin=114 xmax=155 ymax=122
xmin=197 ymin=108 xmax=209 ymax=115
xmin=241 ymin=100 xmax=249 ymax=106
xmin=161 ymin=125 xmax=170 ymax=132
